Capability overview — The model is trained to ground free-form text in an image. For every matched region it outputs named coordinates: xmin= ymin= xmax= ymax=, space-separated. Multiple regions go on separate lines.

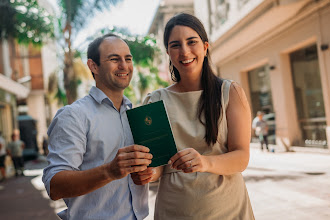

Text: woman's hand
xmin=169 ymin=148 xmax=208 ymax=173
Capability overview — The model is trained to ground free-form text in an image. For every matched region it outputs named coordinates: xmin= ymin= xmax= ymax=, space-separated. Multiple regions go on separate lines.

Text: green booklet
xmin=126 ymin=100 xmax=178 ymax=167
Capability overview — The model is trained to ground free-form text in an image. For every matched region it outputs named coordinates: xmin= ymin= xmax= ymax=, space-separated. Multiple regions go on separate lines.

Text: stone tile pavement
xmin=0 ymin=144 xmax=329 ymax=219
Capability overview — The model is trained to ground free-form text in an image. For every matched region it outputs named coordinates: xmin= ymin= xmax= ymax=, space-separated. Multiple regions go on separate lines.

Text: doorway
xmin=290 ymin=44 xmax=327 ymax=148
xmin=248 ymin=65 xmax=275 ymax=144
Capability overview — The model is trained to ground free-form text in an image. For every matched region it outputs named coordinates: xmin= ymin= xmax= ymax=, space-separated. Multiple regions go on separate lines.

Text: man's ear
xmin=87 ymin=59 xmax=98 ymax=75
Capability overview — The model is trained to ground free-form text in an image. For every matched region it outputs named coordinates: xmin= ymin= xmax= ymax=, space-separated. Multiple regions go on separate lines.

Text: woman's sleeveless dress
xmin=144 ymin=80 xmax=255 ymax=220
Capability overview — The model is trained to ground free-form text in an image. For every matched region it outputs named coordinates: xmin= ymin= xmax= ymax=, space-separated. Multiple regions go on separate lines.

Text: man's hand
xmin=131 ymin=167 xmax=155 ymax=185
xmin=107 ymin=145 xmax=153 ymax=180
xmin=49 ymin=145 xmax=152 ymax=200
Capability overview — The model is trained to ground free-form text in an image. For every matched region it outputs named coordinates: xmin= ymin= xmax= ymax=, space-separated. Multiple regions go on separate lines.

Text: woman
xmin=131 ymin=13 xmax=254 ymax=219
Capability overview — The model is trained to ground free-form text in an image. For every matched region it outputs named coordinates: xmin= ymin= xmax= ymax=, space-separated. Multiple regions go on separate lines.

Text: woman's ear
xmin=204 ymin=42 xmax=209 ymax=56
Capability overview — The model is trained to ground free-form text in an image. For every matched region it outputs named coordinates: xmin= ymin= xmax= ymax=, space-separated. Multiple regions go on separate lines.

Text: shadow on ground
xmin=0 ymin=175 xmax=60 ymax=220
xmin=244 ymin=174 xmax=302 ymax=182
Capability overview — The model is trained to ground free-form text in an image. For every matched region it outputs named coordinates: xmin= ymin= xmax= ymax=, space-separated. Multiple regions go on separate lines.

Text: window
xmin=210 ymin=0 xmax=230 ymax=30
xmin=290 ymin=44 xmax=327 ymax=147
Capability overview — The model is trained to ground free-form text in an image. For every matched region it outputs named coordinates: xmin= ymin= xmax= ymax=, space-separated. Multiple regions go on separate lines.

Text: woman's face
xmin=167 ymin=25 xmax=209 ymax=81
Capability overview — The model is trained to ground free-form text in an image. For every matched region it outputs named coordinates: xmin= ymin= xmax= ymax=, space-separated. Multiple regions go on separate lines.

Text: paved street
xmin=245 ymin=145 xmax=330 ymax=220
xmin=0 ymin=145 xmax=330 ymax=219
xmin=146 ymin=145 xmax=330 ymax=219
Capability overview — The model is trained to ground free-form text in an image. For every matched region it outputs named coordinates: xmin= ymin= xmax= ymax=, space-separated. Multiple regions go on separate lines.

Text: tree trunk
xmin=63 ymin=19 xmax=78 ymax=104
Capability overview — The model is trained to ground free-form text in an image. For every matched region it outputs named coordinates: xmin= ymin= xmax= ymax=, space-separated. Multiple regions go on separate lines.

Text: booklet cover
xmin=126 ymin=100 xmax=178 ymax=167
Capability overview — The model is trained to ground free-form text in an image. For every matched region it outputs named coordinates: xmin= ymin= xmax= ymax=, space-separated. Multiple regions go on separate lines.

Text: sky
xmin=73 ymin=0 xmax=161 ymax=48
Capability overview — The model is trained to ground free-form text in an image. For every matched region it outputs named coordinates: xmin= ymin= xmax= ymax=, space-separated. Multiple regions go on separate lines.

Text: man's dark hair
xmin=87 ymin=33 xmax=125 ymax=79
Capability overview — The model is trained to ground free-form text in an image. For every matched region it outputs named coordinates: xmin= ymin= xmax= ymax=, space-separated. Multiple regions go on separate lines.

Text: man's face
xmin=93 ymin=37 xmax=133 ymax=92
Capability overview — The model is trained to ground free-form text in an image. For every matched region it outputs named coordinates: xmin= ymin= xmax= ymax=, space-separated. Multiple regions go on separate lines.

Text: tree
xmin=122 ymin=33 xmax=169 ymax=104
xmin=0 ymin=0 xmax=54 ymax=46
xmin=96 ymin=27 xmax=169 ymax=104
xmin=57 ymin=0 xmax=121 ymax=104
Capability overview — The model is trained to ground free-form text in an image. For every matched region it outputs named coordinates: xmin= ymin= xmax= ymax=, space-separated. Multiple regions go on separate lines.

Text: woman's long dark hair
xmin=164 ymin=13 xmax=223 ymax=145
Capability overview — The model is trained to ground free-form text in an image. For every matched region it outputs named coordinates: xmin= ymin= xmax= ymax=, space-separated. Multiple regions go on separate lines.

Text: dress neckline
xmin=164 ymin=88 xmax=203 ymax=94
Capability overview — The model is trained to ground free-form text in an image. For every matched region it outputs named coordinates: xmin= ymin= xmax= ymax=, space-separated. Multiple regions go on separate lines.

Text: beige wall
xmin=212 ymin=2 xmax=330 ymax=148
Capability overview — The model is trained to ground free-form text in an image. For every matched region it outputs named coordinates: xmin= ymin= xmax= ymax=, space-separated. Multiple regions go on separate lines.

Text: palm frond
xmin=60 ymin=0 xmax=121 ymax=32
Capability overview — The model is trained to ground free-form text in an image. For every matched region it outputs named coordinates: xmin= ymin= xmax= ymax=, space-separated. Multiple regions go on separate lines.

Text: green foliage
xmin=124 ymin=85 xmax=137 ymax=104
xmin=0 ymin=0 xmax=54 ymax=46
xmin=58 ymin=0 xmax=122 ymax=104
xmin=58 ymin=0 xmax=120 ymax=34
xmin=101 ymin=28 xmax=169 ymax=104
xmin=138 ymin=72 xmax=152 ymax=92
xmin=155 ymin=74 xmax=169 ymax=88
xmin=54 ymin=86 xmax=68 ymax=106
xmin=127 ymin=36 xmax=159 ymax=68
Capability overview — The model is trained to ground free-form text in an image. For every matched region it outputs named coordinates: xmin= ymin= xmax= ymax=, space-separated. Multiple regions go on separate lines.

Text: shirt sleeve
xmin=42 ymin=105 xmax=88 ymax=196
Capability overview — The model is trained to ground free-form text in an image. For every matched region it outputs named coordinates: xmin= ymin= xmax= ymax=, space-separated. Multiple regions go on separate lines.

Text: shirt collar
xmin=122 ymin=95 xmax=133 ymax=110
xmin=89 ymin=86 xmax=132 ymax=110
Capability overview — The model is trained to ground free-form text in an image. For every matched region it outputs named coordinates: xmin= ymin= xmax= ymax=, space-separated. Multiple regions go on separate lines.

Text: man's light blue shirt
xmin=42 ymin=86 xmax=148 ymax=220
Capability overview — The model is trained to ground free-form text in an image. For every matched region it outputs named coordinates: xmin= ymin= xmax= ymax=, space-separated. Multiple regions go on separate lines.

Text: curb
xmin=249 ymin=142 xmax=330 ymax=154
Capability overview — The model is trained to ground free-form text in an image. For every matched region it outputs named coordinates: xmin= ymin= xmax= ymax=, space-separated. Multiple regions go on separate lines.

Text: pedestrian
xmin=42 ymin=33 xmax=152 ymax=220
xmin=131 ymin=13 xmax=254 ymax=219
xmin=252 ymin=111 xmax=270 ymax=152
xmin=0 ymin=131 xmax=6 ymax=181
xmin=7 ymin=130 xmax=25 ymax=177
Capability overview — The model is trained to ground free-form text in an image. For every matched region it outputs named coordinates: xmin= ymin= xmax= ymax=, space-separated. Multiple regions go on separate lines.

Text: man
xmin=42 ymin=33 xmax=153 ymax=220
xmin=252 ymin=111 xmax=269 ymax=152
xmin=7 ymin=130 xmax=25 ymax=176
xmin=0 ymin=131 xmax=6 ymax=181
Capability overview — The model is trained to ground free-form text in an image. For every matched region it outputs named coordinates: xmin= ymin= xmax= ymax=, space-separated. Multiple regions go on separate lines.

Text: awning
xmin=0 ymin=74 xmax=30 ymax=99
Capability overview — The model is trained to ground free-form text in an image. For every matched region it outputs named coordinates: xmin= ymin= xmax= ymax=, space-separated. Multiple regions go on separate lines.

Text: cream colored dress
xmin=144 ymin=80 xmax=254 ymax=220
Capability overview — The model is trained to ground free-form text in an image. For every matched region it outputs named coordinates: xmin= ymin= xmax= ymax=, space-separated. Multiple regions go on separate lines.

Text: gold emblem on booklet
xmin=144 ymin=116 xmax=152 ymax=126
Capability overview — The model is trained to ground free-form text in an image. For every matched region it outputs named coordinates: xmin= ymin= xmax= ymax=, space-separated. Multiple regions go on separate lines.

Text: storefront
xmin=196 ymin=0 xmax=330 ymax=149
xmin=248 ymin=65 xmax=276 ymax=144
xmin=290 ymin=45 xmax=327 ymax=147
xmin=0 ymin=75 xmax=30 ymax=142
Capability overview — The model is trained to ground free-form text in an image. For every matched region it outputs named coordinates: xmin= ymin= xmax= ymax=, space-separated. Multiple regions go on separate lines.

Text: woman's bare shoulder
xmin=229 ymin=82 xmax=250 ymax=111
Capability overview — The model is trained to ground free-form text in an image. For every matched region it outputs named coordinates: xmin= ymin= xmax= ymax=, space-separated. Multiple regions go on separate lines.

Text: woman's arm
xmin=169 ymin=82 xmax=251 ymax=175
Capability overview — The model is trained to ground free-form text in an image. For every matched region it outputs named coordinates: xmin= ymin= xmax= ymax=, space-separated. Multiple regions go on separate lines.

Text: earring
xmin=169 ymin=61 xmax=174 ymax=74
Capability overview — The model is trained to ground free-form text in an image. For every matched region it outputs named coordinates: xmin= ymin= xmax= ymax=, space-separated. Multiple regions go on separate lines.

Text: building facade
xmin=194 ymin=0 xmax=330 ymax=149
xmin=148 ymin=0 xmax=194 ymax=82
xmin=0 ymin=39 xmax=30 ymax=143
xmin=0 ymin=1 xmax=59 ymax=151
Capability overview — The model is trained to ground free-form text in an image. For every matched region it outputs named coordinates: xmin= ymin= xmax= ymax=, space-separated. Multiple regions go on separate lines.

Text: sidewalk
xmin=244 ymin=147 xmax=330 ymax=220
xmin=0 ymin=156 xmax=61 ymax=220
xmin=1 ymin=145 xmax=329 ymax=220
xmin=249 ymin=143 xmax=330 ymax=174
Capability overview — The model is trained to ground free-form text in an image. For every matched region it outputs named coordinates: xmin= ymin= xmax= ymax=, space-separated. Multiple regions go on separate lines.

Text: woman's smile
xmin=181 ymin=58 xmax=195 ymax=65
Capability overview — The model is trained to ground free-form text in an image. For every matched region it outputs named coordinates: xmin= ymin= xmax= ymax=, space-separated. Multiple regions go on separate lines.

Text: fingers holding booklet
xmin=126 ymin=100 xmax=178 ymax=168
xmin=131 ymin=167 xmax=154 ymax=185
xmin=131 ymin=166 xmax=163 ymax=185
xmin=107 ymin=144 xmax=153 ymax=180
